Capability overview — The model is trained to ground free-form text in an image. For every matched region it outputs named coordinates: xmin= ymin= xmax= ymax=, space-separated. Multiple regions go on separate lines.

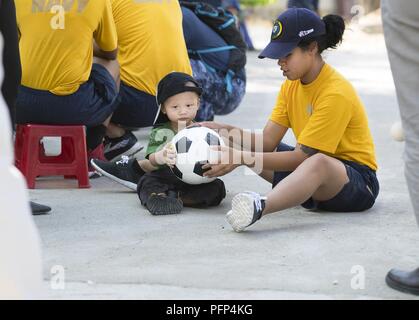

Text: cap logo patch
xmin=299 ymin=29 xmax=314 ymax=37
xmin=271 ymin=20 xmax=283 ymax=40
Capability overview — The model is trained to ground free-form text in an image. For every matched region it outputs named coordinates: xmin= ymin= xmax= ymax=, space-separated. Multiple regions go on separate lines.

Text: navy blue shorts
xmin=110 ymin=81 xmax=159 ymax=129
xmin=16 ymin=64 xmax=119 ymax=127
xmin=272 ymin=143 xmax=380 ymax=212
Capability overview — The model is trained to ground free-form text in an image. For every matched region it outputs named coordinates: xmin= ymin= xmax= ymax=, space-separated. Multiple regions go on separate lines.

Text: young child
xmin=91 ymin=72 xmax=226 ymax=215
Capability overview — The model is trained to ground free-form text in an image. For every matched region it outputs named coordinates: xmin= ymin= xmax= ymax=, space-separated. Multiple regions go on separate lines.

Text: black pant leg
xmin=179 ymin=179 xmax=226 ymax=208
xmin=136 ymin=168 xmax=179 ymax=205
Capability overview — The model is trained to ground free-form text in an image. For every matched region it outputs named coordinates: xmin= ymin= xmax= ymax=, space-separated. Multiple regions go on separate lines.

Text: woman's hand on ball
xmin=202 ymin=145 xmax=242 ymax=178
xmin=203 ymin=163 xmax=240 ymax=178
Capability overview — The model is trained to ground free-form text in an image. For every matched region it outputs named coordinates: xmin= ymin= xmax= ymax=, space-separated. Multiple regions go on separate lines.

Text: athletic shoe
xmin=146 ymin=191 xmax=183 ymax=215
xmin=226 ymin=191 xmax=266 ymax=232
xmin=90 ymin=156 xmax=143 ymax=191
xmin=104 ymin=131 xmax=143 ymax=161
xmin=30 ymin=201 xmax=52 ymax=215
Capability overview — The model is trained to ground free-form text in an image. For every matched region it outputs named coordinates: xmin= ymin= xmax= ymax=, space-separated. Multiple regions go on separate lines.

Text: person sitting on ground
xmin=91 ymin=72 xmax=226 ymax=215
xmin=103 ymin=0 xmax=193 ymax=161
xmin=14 ymin=0 xmax=119 ymax=157
xmin=200 ymin=8 xmax=379 ymax=232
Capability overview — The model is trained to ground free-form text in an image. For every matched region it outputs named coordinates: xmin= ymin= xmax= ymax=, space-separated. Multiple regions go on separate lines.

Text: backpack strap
xmin=188 ymin=46 xmax=238 ymax=92
xmin=195 ymin=3 xmax=219 ymax=18
xmin=218 ymin=17 xmax=236 ymax=30
xmin=224 ymin=69 xmax=235 ymax=94
xmin=189 ymin=45 xmax=237 ymax=55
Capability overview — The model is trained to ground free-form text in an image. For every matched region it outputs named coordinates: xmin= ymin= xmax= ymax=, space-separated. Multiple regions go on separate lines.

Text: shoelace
xmin=116 ymin=155 xmax=130 ymax=165
xmin=245 ymin=191 xmax=264 ymax=213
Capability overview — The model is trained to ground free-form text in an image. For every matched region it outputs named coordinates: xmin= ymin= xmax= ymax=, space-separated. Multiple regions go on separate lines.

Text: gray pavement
xmin=31 ymin=28 xmax=419 ymax=300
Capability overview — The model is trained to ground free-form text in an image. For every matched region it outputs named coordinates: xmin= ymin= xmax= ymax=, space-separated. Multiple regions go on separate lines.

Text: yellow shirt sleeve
xmin=94 ymin=0 xmax=118 ymax=52
xmin=298 ymin=94 xmax=352 ymax=154
xmin=269 ymin=83 xmax=290 ymax=128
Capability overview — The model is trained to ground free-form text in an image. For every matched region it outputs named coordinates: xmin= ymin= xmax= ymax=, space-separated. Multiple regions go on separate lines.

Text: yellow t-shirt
xmin=270 ymin=63 xmax=377 ymax=171
xmin=16 ymin=0 xmax=118 ymax=95
xmin=111 ymin=0 xmax=192 ymax=95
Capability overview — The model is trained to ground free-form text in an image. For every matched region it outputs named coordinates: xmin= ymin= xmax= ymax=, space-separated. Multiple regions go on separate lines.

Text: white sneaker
xmin=226 ymin=191 xmax=267 ymax=232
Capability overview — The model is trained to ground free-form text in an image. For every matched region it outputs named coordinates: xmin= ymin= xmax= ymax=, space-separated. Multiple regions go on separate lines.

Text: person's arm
xmin=138 ymin=159 xmax=159 ymax=173
xmin=200 ymin=120 xmax=288 ymax=152
xmin=241 ymin=143 xmax=318 ymax=172
xmin=93 ymin=0 xmax=118 ymax=60
xmin=148 ymin=143 xmax=177 ymax=168
xmin=204 ymin=142 xmax=316 ymax=178
xmin=0 ymin=0 xmax=21 ymax=126
xmin=205 ymin=94 xmax=353 ymax=177
xmin=93 ymin=41 xmax=117 ymax=60
xmin=201 ymin=120 xmax=289 ymax=177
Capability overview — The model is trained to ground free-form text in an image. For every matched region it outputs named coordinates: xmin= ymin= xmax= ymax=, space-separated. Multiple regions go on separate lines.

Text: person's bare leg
xmin=227 ymin=154 xmax=350 ymax=232
xmin=262 ymin=154 xmax=349 ymax=215
xmin=106 ymin=122 xmax=126 ymax=138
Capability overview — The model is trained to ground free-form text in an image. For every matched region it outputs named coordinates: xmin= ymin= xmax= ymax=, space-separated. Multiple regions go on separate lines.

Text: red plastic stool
xmin=14 ymin=124 xmax=90 ymax=189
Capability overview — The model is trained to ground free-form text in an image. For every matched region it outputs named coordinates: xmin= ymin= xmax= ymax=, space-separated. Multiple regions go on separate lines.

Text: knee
xmin=303 ymin=153 xmax=331 ymax=174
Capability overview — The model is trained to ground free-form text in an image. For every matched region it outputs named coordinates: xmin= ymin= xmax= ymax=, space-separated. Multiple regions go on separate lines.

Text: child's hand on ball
xmin=155 ymin=143 xmax=177 ymax=167
xmin=163 ymin=143 xmax=177 ymax=167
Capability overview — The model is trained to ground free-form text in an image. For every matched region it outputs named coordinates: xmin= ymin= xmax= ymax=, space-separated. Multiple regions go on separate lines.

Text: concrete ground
xmin=31 ymin=26 xmax=419 ymax=300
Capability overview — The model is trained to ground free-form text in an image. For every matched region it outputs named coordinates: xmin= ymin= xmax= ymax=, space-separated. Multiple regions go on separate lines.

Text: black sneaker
xmin=385 ymin=268 xmax=419 ymax=296
xmin=226 ymin=191 xmax=266 ymax=232
xmin=104 ymin=131 xmax=143 ymax=161
xmin=90 ymin=156 xmax=143 ymax=191
xmin=30 ymin=201 xmax=52 ymax=215
xmin=146 ymin=191 xmax=183 ymax=215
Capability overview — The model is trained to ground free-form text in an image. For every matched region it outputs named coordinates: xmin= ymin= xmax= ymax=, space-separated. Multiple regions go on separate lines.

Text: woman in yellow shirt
xmin=201 ymin=8 xmax=379 ymax=232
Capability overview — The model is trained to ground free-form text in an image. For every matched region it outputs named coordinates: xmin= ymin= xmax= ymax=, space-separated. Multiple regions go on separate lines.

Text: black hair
xmin=298 ymin=14 xmax=345 ymax=54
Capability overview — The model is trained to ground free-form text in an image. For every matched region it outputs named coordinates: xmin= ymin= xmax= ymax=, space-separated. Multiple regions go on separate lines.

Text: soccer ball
xmin=171 ymin=126 xmax=225 ymax=184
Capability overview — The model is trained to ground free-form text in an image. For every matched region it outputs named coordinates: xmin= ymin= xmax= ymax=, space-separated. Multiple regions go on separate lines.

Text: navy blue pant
xmin=273 ymin=143 xmax=379 ymax=212
xmin=110 ymin=81 xmax=159 ymax=129
xmin=16 ymin=64 xmax=118 ymax=127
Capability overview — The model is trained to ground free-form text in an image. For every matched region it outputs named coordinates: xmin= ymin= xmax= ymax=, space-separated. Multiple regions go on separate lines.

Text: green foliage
xmin=240 ymin=0 xmax=276 ymax=7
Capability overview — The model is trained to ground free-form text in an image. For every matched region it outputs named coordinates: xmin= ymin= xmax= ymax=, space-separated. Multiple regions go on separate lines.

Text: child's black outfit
xmin=136 ymin=72 xmax=226 ymax=215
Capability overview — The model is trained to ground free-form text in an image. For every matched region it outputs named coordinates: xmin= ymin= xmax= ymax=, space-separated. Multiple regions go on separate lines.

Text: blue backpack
xmin=180 ymin=1 xmax=247 ymax=92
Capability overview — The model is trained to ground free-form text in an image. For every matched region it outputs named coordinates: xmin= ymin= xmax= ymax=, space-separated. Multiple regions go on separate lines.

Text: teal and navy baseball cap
xmin=259 ymin=8 xmax=326 ymax=60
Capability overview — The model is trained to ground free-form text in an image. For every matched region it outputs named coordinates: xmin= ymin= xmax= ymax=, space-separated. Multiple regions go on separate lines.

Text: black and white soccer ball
xmin=171 ymin=127 xmax=225 ymax=185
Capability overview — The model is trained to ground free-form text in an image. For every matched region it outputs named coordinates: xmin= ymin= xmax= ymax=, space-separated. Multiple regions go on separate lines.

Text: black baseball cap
xmin=153 ymin=72 xmax=203 ymax=125
xmin=259 ymin=8 xmax=326 ymax=60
